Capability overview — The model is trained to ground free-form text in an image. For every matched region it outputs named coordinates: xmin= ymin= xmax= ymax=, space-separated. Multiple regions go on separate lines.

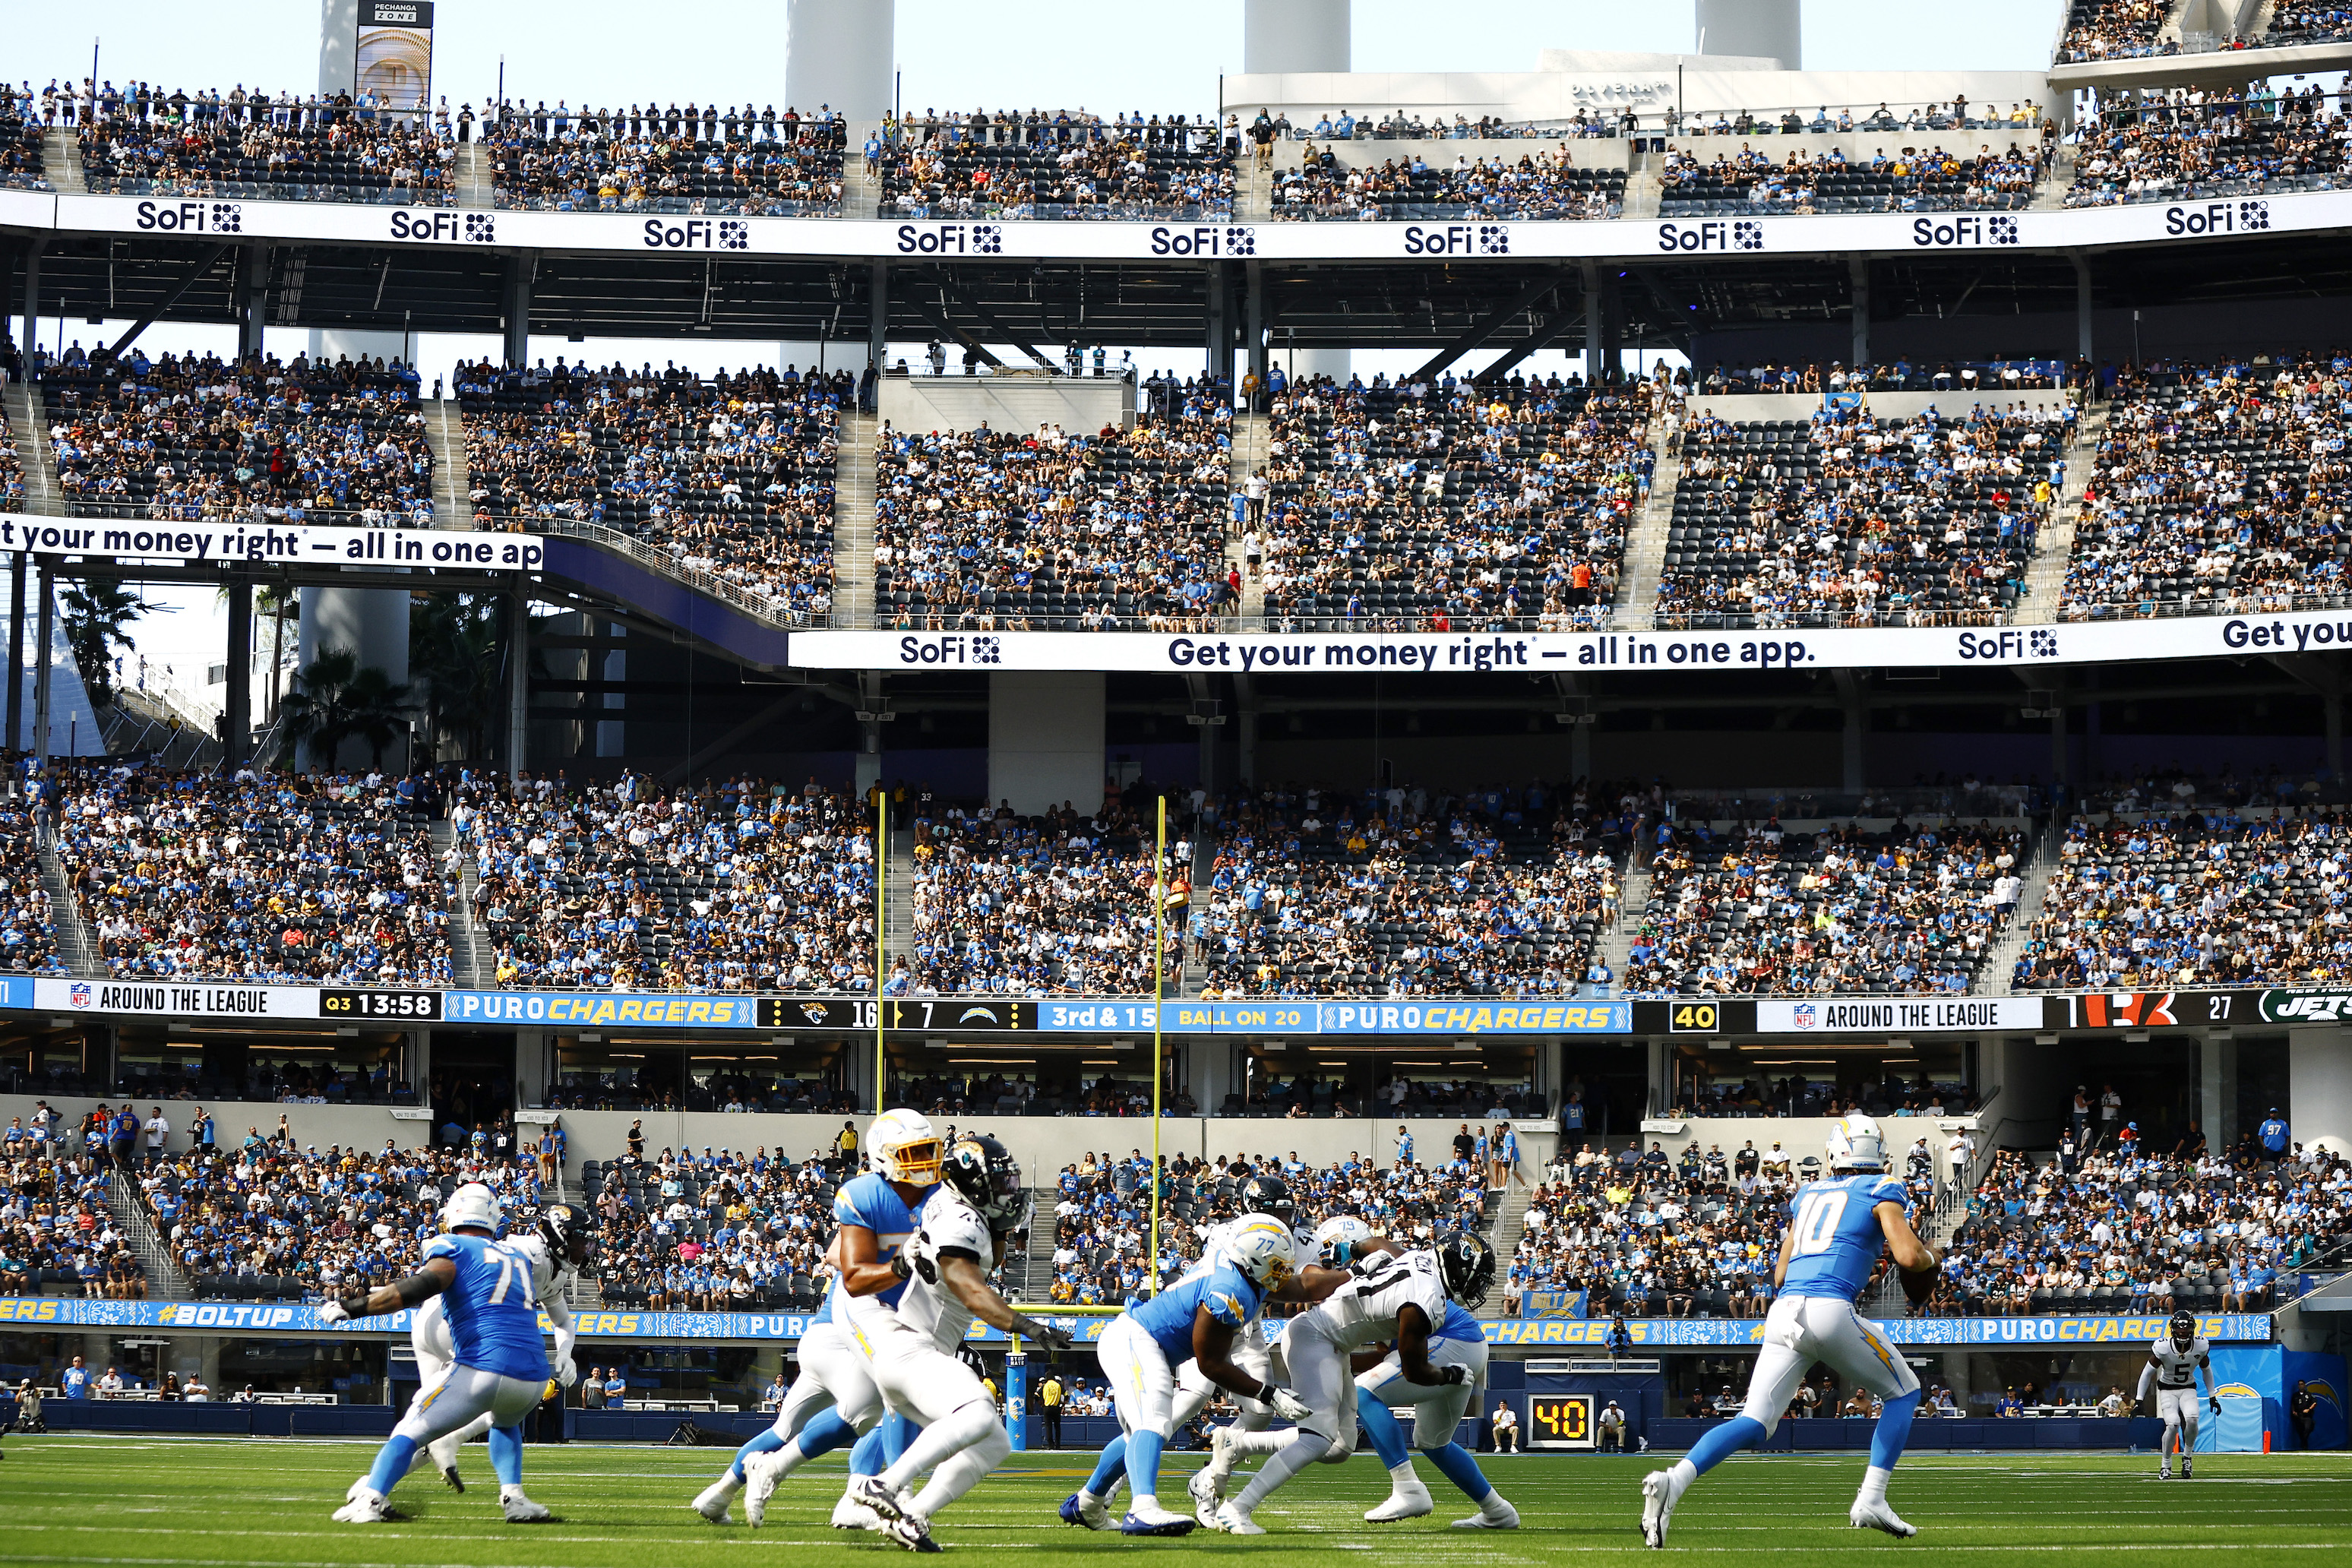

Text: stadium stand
xmin=2060 ymin=358 xmax=2351 ymax=619
xmin=877 ymin=109 xmax=1231 ymax=220
xmin=1657 ymin=141 xmax=2045 ymax=215
xmin=456 ymin=359 xmax=847 ymax=624
xmin=580 ymin=1146 xmax=842 ymax=1311
xmin=1257 ymin=372 xmax=1654 ymax=631
xmin=2008 ymin=797 xmax=2352 ymax=991
xmin=52 ymin=768 xmax=453 ymax=986
xmin=458 ymin=773 xmax=877 ymax=992
xmin=0 ymin=96 xmax=49 ymax=191
xmin=2054 ymin=0 xmax=2178 ymax=62
xmin=1930 ymin=1145 xmax=2352 ymax=1316
xmin=485 ymin=103 xmax=845 ymax=215
xmin=0 ymin=1142 xmax=144 ymax=1299
xmin=1653 ymin=400 xmax=2064 ymax=630
xmin=1690 ymin=361 xmax=2069 ymax=395
xmin=0 ymin=797 xmax=65 ymax=976
xmin=39 ymin=350 xmax=434 ymax=527
xmin=2265 ymin=4 xmax=2352 ymax=45
xmin=1271 ymin=143 xmax=1624 ymax=220
xmin=75 ymin=89 xmax=454 ymax=205
xmin=871 ymin=394 xmax=1232 ymax=631
xmin=1194 ymin=782 xmax=1623 ymax=999
xmin=903 ymin=796 xmax=1181 ymax=997
xmin=1626 ymin=817 xmax=2031 ymax=996
xmin=2066 ymin=86 xmax=2350 ymax=207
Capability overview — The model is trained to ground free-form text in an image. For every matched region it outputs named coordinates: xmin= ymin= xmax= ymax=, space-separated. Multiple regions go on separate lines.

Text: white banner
xmin=0 ymin=513 xmax=543 ymax=573
xmin=1756 ymin=997 xmax=2046 ymax=1032
xmin=33 ymin=977 xmax=326 ymax=1020
xmin=793 ymin=608 xmax=2352 ymax=675
xmin=36 ymin=185 xmax=2341 ymax=264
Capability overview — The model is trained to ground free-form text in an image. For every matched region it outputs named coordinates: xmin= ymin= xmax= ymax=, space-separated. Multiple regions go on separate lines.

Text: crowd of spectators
xmin=0 ymin=793 xmax=64 ymax=976
xmin=583 ymin=1145 xmax=842 ymax=1311
xmin=40 ymin=348 xmax=434 ymax=527
xmin=2009 ymin=800 xmax=2352 ymax=991
xmin=1654 ymin=400 xmax=2064 ymax=629
xmin=1626 ymin=817 xmax=2030 ymax=997
xmin=459 ymin=771 xmax=876 ymax=992
xmin=903 ymin=795 xmax=1181 ymax=997
xmin=77 ymin=97 xmax=451 ymax=204
xmin=485 ymin=102 xmax=844 ymax=215
xmin=52 ymin=766 xmax=453 ymax=986
xmin=458 ymin=357 xmax=845 ymax=624
xmin=1664 ymin=1072 xmax=1981 ymax=1121
xmin=2267 ymin=5 xmax=2352 ymax=45
xmin=2066 ymin=84 xmax=2350 ymax=207
xmin=2060 ymin=357 xmax=2352 ymax=618
xmin=1256 ymin=371 xmax=1654 ymax=631
xmin=1047 ymin=1146 xmax=1493 ymax=1304
xmin=877 ymin=109 xmax=1231 ymax=219
xmin=1689 ymin=360 xmax=2072 ymax=395
xmin=1193 ymin=781 xmax=1623 ymax=999
xmin=1272 ymin=143 xmax=1623 ymax=220
xmin=2056 ymin=0 xmax=2178 ymax=61
xmin=1658 ymin=141 xmax=2045 ymax=215
xmin=0 ymin=103 xmax=49 ymax=191
xmin=0 ymin=1141 xmax=144 ymax=1299
xmin=1927 ymin=1143 xmax=2352 ymax=1317
xmin=871 ymin=394 xmax=1232 ymax=630
xmin=1250 ymin=103 xmax=2047 ymax=144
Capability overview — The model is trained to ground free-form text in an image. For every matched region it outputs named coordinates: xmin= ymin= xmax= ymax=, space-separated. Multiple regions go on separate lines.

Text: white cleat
xmin=500 ymin=1487 xmax=554 ymax=1523
xmin=1211 ymin=1501 xmax=1266 ymax=1536
xmin=1187 ymin=1465 xmax=1225 ymax=1528
xmin=2158 ymin=1468 xmax=2172 ymax=1481
xmin=693 ymin=1475 xmax=742 ymax=1524
xmin=2181 ymin=1459 xmax=2193 ymax=1480
xmin=1452 ymin=1497 xmax=1521 ymax=1530
xmin=1203 ymin=1424 xmax=1243 ymax=1487
xmin=1849 ymin=1500 xmax=1916 ymax=1538
xmin=849 ymin=1473 xmax=915 ymax=1524
xmin=741 ymin=1456 xmax=790 ymax=1527
xmin=833 ymin=1495 xmax=886 ymax=1532
xmin=1640 ymin=1469 xmax=1684 ymax=1549
xmin=330 ymin=1484 xmax=392 ymax=1525
xmin=1366 ymin=1484 xmax=1435 ymax=1523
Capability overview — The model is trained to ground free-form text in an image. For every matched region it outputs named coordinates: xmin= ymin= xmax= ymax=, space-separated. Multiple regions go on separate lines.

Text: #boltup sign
xmin=0 ymin=511 xmax=544 ymax=572
xmin=24 ymin=183 xmax=2344 ymax=264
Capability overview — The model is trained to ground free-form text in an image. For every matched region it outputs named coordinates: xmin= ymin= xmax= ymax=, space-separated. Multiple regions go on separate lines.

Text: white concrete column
xmin=786 ymin=0 xmax=895 ymax=122
xmin=2288 ymin=1026 xmax=2352 ymax=1155
xmin=318 ymin=0 xmax=359 ymax=96
xmin=2203 ymin=1035 xmax=2238 ymax=1151
xmin=1249 ymin=0 xmax=1348 ymax=387
xmin=988 ymin=672 xmax=1105 ymax=815
xmin=1696 ymin=0 xmax=1800 ymax=66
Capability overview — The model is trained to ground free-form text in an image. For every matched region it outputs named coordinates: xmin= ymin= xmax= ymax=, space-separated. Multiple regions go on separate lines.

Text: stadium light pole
xmin=1150 ymin=792 xmax=1165 ymax=1292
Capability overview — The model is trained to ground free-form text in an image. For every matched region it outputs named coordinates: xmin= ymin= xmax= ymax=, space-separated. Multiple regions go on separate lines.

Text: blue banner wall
xmin=2284 ymin=1349 xmax=2350 ymax=1450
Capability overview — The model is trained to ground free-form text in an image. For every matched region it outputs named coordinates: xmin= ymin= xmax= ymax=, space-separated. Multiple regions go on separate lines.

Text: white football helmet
xmin=866 ymin=1108 xmax=944 ymax=1185
xmin=1826 ymin=1114 xmax=1888 ymax=1173
xmin=1312 ymin=1215 xmax=1374 ymax=1269
xmin=440 ymin=1182 xmax=504 ymax=1234
xmin=1222 ymin=1213 xmax=1298 ymax=1288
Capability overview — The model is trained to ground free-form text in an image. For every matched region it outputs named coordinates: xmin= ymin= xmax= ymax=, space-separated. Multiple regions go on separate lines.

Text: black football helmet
xmin=536 ymin=1203 xmax=593 ymax=1267
xmin=1239 ymin=1173 xmax=1296 ymax=1223
xmin=940 ymin=1134 xmax=1027 ymax=1226
xmin=1436 ymin=1231 xmax=1496 ymax=1310
xmin=2170 ymin=1308 xmax=2196 ymax=1348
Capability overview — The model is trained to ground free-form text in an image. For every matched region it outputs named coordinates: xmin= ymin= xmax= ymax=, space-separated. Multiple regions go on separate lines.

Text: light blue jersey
xmin=827 ymin=1172 xmax=935 ymax=1323
xmin=423 ymin=1231 xmax=550 ymax=1383
xmin=1779 ymin=1171 xmax=1910 ymax=1301
xmin=1125 ymin=1263 xmax=1263 ymax=1362
xmin=1432 ymin=1300 xmax=1485 ymax=1342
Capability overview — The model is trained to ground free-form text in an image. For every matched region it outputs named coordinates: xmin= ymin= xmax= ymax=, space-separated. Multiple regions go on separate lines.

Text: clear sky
xmin=12 ymin=0 xmax=2065 ymax=681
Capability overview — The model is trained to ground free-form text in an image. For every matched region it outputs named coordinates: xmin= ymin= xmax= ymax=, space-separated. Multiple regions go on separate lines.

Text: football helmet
xmin=536 ymin=1203 xmax=593 ymax=1266
xmin=2170 ymin=1309 xmax=2197 ymax=1348
xmin=939 ymin=1134 xmax=1027 ymax=1226
xmin=1826 ymin=1114 xmax=1889 ymax=1173
xmin=1436 ymin=1231 xmax=1495 ymax=1309
xmin=1312 ymin=1215 xmax=1374 ymax=1269
xmin=1238 ymin=1173 xmax=1295 ymax=1223
xmin=867 ymin=1108 xmax=944 ymax=1185
xmin=440 ymin=1183 xmax=503 ymax=1234
xmin=1222 ymin=1214 xmax=1298 ymax=1288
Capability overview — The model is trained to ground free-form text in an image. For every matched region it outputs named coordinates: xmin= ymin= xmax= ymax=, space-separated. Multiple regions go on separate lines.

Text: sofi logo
xmin=135 ymin=200 xmax=242 ymax=232
xmin=895 ymin=223 xmax=1004 ymax=254
xmin=1658 ymin=220 xmax=1763 ymax=252
xmin=1402 ymin=223 xmax=1510 ymax=255
xmin=2165 ymin=200 xmax=2270 ymax=236
xmin=1911 ymin=214 xmax=2019 ymax=247
xmin=645 ymin=218 xmax=752 ymax=250
xmin=1149 ymin=225 xmax=1254 ymax=255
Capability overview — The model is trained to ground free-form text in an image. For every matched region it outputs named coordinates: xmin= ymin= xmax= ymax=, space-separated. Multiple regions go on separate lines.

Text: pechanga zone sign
xmin=0 ymin=512 xmax=544 ymax=571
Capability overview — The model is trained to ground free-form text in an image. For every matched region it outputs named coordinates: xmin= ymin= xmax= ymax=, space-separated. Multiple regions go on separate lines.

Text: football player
xmin=2137 ymin=1310 xmax=2219 ymax=1479
xmin=1204 ymin=1234 xmax=1515 ymax=1535
xmin=1639 ymin=1114 xmax=1936 ymax=1547
xmin=324 ymin=1184 xmax=557 ymax=1524
xmin=845 ymin=1134 xmax=1073 ymax=1553
xmin=408 ymin=1203 xmax=589 ymax=1492
xmin=1163 ymin=1177 xmax=1304 ymax=1445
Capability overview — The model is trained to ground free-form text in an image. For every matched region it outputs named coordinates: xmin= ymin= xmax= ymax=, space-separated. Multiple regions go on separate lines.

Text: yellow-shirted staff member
xmin=1041 ymin=1373 xmax=1065 ymax=1449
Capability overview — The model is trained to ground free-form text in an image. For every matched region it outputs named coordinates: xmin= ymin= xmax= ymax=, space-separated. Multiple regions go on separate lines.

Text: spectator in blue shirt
xmin=60 ymin=1357 xmax=89 ymax=1399
xmin=2260 ymin=1109 xmax=2292 ymax=1160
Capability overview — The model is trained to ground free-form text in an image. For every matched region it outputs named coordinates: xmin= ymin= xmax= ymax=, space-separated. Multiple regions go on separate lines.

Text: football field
xmin=5 ymin=1437 xmax=2350 ymax=1564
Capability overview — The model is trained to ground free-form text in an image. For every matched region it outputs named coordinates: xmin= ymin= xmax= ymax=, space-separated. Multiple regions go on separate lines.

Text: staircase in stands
xmin=2015 ymin=405 xmax=2106 ymax=624
xmin=109 ymin=1165 xmax=194 ymax=1300
xmin=834 ymin=411 xmax=879 ymax=627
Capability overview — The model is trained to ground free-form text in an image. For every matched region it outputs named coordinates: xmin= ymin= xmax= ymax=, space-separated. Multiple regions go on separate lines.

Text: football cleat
xmin=849 ymin=1475 xmax=912 ymax=1523
xmin=500 ymin=1488 xmax=554 ymax=1523
xmin=1453 ymin=1497 xmax=1520 ymax=1530
xmin=1121 ymin=1501 xmax=1198 ymax=1537
xmin=440 ymin=1465 xmax=466 ymax=1494
xmin=330 ymin=1484 xmax=392 ymax=1525
xmin=2181 ymin=1458 xmax=2194 ymax=1480
xmin=886 ymin=1515 xmax=943 ymax=1553
xmin=833 ymin=1495 xmax=885 ymax=1531
xmin=1187 ymin=1466 xmax=1225 ymax=1527
xmin=1366 ymin=1483 xmax=1434 ymax=1522
xmin=1210 ymin=1501 xmax=1265 ymax=1536
xmin=1850 ymin=1500 xmax=1916 ymax=1538
xmin=693 ymin=1475 xmax=740 ymax=1523
xmin=1060 ymin=1492 xmax=1112 ymax=1531
xmin=1640 ymin=1470 xmax=1682 ymax=1549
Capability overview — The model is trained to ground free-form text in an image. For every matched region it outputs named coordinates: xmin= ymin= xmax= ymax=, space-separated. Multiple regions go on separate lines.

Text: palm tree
xmin=277 ymin=649 xmax=410 ymax=770
xmin=410 ymin=594 xmax=501 ymax=761
xmin=58 ymin=579 xmax=151 ymax=707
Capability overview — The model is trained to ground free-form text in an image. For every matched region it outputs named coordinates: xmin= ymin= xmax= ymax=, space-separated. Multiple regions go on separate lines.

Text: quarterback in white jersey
xmin=2136 ymin=1310 xmax=2218 ymax=1478
xmin=842 ymin=1133 xmax=1071 ymax=1554
xmin=1204 ymin=1235 xmax=1511 ymax=1536
xmin=407 ymin=1204 xmax=587 ymax=1492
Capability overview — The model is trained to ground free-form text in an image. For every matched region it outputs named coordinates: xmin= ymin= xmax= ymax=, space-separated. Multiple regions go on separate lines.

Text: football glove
xmin=1266 ymin=1386 xmax=1313 ymax=1422
xmin=554 ymin=1356 xmax=578 ymax=1389
xmin=2209 ymin=1396 xmax=2222 ymax=1415
xmin=1020 ymin=1320 xmax=1073 ymax=1354
xmin=908 ymin=1229 xmax=943 ymax=1286
xmin=318 ymin=1301 xmax=352 ymax=1325
xmin=1437 ymin=1364 xmax=1470 ymax=1386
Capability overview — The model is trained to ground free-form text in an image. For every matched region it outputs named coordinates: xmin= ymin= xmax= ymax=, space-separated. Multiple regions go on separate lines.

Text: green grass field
xmin=3 ymin=1437 xmax=2348 ymax=1564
